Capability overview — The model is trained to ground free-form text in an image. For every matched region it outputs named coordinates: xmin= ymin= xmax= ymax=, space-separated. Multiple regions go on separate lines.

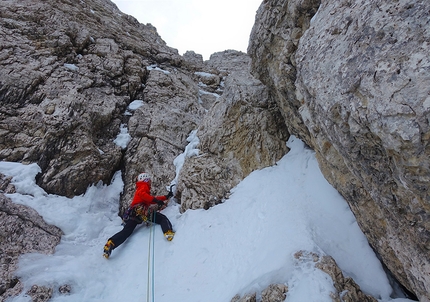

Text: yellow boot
xmin=164 ymin=230 xmax=175 ymax=241
xmin=103 ymin=240 xmax=115 ymax=259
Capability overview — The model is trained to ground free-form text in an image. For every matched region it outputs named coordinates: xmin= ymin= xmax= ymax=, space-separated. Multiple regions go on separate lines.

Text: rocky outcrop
xmin=231 ymin=292 xmax=257 ymax=302
xmin=0 ymin=176 xmax=63 ymax=300
xmin=294 ymin=251 xmax=378 ymax=302
xmin=119 ymin=50 xmax=287 ymax=212
xmin=176 ymin=52 xmax=289 ymax=212
xmin=0 ymin=0 xmax=187 ymax=198
xmin=248 ymin=0 xmax=320 ymax=146
xmin=261 ymin=284 xmax=289 ymax=302
xmin=249 ymin=0 xmax=430 ymax=300
xmin=1 ymin=0 xmax=286 ymax=213
xmin=25 ymin=285 xmax=53 ymax=302
xmin=231 ymin=250 xmax=376 ymax=302
xmin=119 ymin=61 xmax=207 ymax=211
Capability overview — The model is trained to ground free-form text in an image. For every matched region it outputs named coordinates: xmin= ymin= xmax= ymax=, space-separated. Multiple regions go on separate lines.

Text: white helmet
xmin=137 ymin=172 xmax=151 ymax=183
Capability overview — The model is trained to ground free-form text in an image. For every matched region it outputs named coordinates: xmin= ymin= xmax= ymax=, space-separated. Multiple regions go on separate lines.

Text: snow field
xmin=0 ymin=136 xmax=411 ymax=302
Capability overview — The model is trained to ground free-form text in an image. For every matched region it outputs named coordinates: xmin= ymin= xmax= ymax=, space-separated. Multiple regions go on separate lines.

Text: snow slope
xmin=1 ymin=135 xmax=413 ymax=302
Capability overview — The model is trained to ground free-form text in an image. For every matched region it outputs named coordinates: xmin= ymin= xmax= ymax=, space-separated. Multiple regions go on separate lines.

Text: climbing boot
xmin=103 ymin=240 xmax=115 ymax=259
xmin=164 ymin=230 xmax=175 ymax=241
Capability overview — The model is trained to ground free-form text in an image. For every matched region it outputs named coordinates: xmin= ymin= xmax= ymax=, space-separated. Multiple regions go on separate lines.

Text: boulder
xmin=0 ymin=176 xmax=62 ymax=300
xmin=294 ymin=251 xmax=378 ymax=302
xmin=231 ymin=250 xmax=375 ymax=302
xmin=261 ymin=284 xmax=288 ymax=302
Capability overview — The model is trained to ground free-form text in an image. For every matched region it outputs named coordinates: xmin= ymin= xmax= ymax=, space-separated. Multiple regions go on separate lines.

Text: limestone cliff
xmin=2 ymin=0 xmax=429 ymax=300
xmin=177 ymin=51 xmax=289 ymax=212
xmin=249 ymin=0 xmax=429 ymax=300
xmin=0 ymin=0 xmax=181 ymax=197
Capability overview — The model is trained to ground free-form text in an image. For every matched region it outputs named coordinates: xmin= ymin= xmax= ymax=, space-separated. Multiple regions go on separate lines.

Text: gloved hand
xmin=165 ymin=191 xmax=174 ymax=199
xmin=154 ymin=198 xmax=165 ymax=209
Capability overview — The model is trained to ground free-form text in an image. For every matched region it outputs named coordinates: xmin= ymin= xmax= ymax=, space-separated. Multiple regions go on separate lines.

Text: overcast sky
xmin=111 ymin=0 xmax=262 ymax=60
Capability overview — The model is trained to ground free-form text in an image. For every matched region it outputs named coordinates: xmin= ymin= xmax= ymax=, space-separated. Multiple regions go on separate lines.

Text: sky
xmin=111 ymin=0 xmax=263 ymax=60
xmin=1 ymin=100 xmax=414 ymax=301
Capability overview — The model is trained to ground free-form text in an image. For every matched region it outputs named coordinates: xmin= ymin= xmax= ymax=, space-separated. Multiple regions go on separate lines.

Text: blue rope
xmin=152 ymin=212 xmax=155 ymax=302
xmin=147 ymin=211 xmax=156 ymax=302
xmin=146 ymin=217 xmax=152 ymax=302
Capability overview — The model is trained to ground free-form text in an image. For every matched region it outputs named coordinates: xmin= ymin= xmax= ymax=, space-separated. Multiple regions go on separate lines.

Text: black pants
xmin=109 ymin=212 xmax=173 ymax=249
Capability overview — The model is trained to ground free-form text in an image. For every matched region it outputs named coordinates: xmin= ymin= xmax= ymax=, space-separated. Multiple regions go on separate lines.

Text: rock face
xmin=248 ymin=0 xmax=320 ymax=145
xmin=119 ymin=61 xmax=206 ymax=211
xmin=177 ymin=51 xmax=289 ymax=212
xmin=0 ymin=0 xmax=185 ymax=198
xmin=231 ymin=250 xmax=377 ymax=302
xmin=0 ymin=175 xmax=63 ymax=300
xmin=295 ymin=251 xmax=378 ymax=302
xmin=249 ymin=0 xmax=430 ymax=300
xmin=2 ymin=0 xmax=429 ymax=300
xmin=120 ymin=50 xmax=289 ymax=213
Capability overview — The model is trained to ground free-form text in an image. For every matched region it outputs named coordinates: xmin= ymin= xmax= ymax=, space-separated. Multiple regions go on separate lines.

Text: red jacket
xmin=130 ymin=181 xmax=167 ymax=208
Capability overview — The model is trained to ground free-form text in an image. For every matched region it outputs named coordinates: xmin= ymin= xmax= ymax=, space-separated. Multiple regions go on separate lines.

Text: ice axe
xmin=167 ymin=184 xmax=176 ymax=198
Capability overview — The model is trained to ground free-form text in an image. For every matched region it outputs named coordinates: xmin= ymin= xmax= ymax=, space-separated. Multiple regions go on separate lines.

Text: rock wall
xmin=249 ymin=0 xmax=430 ymax=300
xmin=248 ymin=0 xmax=320 ymax=145
xmin=177 ymin=51 xmax=289 ymax=212
xmin=119 ymin=60 xmax=207 ymax=211
xmin=0 ymin=0 xmax=176 ymax=197
xmin=0 ymin=175 xmax=62 ymax=300
xmin=4 ymin=0 xmax=429 ymax=300
xmin=0 ymin=0 xmax=208 ymax=207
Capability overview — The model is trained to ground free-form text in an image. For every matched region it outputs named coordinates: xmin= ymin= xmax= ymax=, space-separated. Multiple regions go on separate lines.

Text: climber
xmin=103 ymin=172 xmax=175 ymax=259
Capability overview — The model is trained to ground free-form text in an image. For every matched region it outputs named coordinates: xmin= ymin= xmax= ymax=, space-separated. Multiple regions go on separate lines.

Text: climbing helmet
xmin=137 ymin=172 xmax=151 ymax=183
